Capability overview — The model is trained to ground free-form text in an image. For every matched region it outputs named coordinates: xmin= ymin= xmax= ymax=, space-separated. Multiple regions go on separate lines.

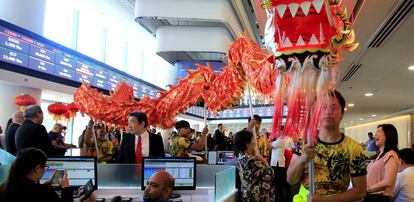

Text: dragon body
xmin=74 ymin=0 xmax=357 ymax=139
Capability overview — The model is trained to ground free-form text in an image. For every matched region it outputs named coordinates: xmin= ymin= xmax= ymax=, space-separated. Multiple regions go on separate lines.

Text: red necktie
xmin=135 ymin=136 xmax=142 ymax=164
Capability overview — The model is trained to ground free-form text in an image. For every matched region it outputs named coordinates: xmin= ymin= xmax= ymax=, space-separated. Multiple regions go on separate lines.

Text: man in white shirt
xmin=270 ymin=136 xmax=292 ymax=202
xmin=393 ymin=148 xmax=414 ymax=202
xmin=117 ymin=111 xmax=165 ymax=164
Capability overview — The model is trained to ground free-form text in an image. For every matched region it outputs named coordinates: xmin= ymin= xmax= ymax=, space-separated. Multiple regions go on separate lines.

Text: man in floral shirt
xmin=169 ymin=120 xmax=208 ymax=157
xmin=287 ymin=90 xmax=367 ymax=202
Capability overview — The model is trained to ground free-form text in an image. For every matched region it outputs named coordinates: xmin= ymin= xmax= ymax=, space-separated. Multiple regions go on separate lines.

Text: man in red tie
xmin=116 ymin=111 xmax=165 ymax=164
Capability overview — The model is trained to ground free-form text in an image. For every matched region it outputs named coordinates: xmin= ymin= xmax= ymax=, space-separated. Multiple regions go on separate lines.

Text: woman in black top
xmin=0 ymin=148 xmax=73 ymax=202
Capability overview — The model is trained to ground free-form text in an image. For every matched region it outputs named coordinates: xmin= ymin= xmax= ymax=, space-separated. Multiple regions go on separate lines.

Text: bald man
xmin=49 ymin=123 xmax=73 ymax=155
xmin=5 ymin=111 xmax=24 ymax=155
xmin=143 ymin=171 xmax=175 ymax=202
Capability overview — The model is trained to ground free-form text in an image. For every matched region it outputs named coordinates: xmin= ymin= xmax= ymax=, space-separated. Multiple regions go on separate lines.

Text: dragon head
xmin=262 ymin=0 xmax=358 ymax=71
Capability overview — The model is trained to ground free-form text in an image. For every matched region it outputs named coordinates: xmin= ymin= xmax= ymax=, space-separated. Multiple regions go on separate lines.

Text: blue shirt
xmin=367 ymin=139 xmax=377 ymax=152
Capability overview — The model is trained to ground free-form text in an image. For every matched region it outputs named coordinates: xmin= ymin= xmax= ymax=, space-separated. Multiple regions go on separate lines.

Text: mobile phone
xmin=83 ymin=179 xmax=94 ymax=199
xmin=52 ymin=169 xmax=65 ymax=186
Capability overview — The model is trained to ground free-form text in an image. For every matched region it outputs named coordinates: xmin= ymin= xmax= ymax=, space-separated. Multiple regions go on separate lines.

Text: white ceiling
xmin=336 ymin=0 xmax=414 ymax=127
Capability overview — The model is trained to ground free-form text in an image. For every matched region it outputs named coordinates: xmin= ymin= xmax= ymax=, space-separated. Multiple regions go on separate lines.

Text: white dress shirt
xmin=270 ymin=137 xmax=286 ymax=167
xmin=134 ymin=130 xmax=149 ymax=157
xmin=393 ymin=166 xmax=414 ymax=202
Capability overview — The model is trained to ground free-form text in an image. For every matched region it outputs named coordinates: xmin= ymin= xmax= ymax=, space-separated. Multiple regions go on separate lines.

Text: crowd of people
xmin=0 ymin=90 xmax=413 ymax=202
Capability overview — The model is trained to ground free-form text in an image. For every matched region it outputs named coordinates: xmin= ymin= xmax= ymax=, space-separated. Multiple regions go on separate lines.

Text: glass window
xmin=126 ymin=39 xmax=144 ymax=77
xmin=44 ymin=0 xmax=74 ymax=48
xmin=105 ymin=27 xmax=126 ymax=70
xmin=77 ymin=11 xmax=104 ymax=61
xmin=40 ymin=100 xmax=55 ymax=133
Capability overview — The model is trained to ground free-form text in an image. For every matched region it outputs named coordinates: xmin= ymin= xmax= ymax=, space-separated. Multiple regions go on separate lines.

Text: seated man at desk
xmin=144 ymin=170 xmax=175 ymax=202
xmin=169 ymin=120 xmax=208 ymax=157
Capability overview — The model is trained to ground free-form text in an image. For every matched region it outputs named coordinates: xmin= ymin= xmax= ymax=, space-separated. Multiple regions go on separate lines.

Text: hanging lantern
xmin=14 ymin=94 xmax=37 ymax=111
xmin=66 ymin=102 xmax=79 ymax=118
xmin=47 ymin=102 xmax=68 ymax=121
xmin=63 ymin=111 xmax=71 ymax=122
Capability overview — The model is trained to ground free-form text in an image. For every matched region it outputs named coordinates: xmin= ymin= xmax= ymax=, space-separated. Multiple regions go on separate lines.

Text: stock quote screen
xmin=0 ymin=19 xmax=161 ymax=99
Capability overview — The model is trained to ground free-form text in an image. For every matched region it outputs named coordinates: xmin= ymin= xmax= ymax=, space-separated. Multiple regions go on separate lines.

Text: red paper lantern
xmin=66 ymin=102 xmax=79 ymax=118
xmin=63 ymin=111 xmax=71 ymax=122
xmin=14 ymin=94 xmax=36 ymax=111
xmin=48 ymin=102 xmax=68 ymax=121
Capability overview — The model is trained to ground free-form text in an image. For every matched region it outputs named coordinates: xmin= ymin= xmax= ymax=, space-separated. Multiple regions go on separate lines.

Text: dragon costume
xmin=74 ymin=0 xmax=357 ymax=140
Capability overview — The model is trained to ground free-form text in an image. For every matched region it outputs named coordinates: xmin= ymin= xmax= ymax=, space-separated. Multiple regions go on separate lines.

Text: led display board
xmin=0 ymin=19 xmax=162 ymax=99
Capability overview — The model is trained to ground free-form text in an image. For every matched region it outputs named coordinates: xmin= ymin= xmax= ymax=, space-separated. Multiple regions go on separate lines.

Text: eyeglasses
xmin=321 ymin=104 xmax=338 ymax=111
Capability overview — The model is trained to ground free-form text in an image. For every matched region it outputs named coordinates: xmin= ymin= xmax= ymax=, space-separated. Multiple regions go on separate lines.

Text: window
xmin=77 ymin=11 xmax=104 ymax=61
xmin=44 ymin=0 xmax=74 ymax=48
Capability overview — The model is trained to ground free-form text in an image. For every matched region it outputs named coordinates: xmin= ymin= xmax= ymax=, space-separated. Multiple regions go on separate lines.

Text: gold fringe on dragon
xmin=74 ymin=0 xmax=358 ymax=139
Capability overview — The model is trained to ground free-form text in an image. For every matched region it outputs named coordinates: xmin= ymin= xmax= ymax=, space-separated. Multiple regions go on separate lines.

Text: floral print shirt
xmin=238 ymin=154 xmax=275 ymax=201
xmin=301 ymin=134 xmax=367 ymax=196
xmin=257 ymin=136 xmax=269 ymax=159
xmin=169 ymin=136 xmax=192 ymax=157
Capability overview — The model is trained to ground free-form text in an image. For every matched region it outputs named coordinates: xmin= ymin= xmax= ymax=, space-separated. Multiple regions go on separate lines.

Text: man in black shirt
xmin=15 ymin=105 xmax=55 ymax=156
xmin=5 ymin=111 xmax=24 ymax=155
xmin=214 ymin=123 xmax=226 ymax=151
xmin=48 ymin=123 xmax=70 ymax=156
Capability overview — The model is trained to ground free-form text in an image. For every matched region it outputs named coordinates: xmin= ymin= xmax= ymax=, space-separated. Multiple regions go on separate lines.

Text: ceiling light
xmin=372 ymin=114 xmax=377 ymax=117
xmin=359 ymin=118 xmax=364 ymax=120
xmin=365 ymin=93 xmax=373 ymax=97
xmin=344 ymin=107 xmax=348 ymax=111
xmin=348 ymin=103 xmax=355 ymax=107
xmin=409 ymin=65 xmax=414 ymax=71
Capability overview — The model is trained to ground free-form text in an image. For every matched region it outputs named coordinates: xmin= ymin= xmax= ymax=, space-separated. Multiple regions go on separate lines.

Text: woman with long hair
xmin=234 ymin=130 xmax=274 ymax=201
xmin=365 ymin=124 xmax=399 ymax=202
xmin=0 ymin=148 xmax=72 ymax=202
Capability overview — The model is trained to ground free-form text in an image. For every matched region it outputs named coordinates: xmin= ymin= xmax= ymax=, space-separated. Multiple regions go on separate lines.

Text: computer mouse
xmin=110 ymin=195 xmax=122 ymax=202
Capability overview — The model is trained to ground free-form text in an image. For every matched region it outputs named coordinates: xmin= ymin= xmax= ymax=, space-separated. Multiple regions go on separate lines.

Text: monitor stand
xmin=170 ymin=193 xmax=181 ymax=199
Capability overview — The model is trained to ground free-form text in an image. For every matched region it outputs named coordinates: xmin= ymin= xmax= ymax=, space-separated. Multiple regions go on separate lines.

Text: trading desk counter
xmin=74 ymin=187 xmax=218 ymax=202
xmin=0 ymin=164 xmax=237 ymax=202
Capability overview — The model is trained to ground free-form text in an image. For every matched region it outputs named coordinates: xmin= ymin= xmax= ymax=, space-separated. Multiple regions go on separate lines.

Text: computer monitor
xmin=217 ymin=151 xmax=235 ymax=165
xmin=40 ymin=156 xmax=97 ymax=189
xmin=142 ymin=157 xmax=196 ymax=190
xmin=207 ymin=151 xmax=217 ymax=165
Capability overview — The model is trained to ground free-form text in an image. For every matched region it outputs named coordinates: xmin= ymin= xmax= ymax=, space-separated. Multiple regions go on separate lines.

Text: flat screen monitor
xmin=217 ymin=151 xmax=235 ymax=165
xmin=40 ymin=156 xmax=97 ymax=189
xmin=207 ymin=151 xmax=217 ymax=165
xmin=142 ymin=157 xmax=196 ymax=190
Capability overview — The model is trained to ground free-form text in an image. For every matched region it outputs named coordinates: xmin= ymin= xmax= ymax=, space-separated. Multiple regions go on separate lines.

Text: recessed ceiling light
xmin=359 ymin=118 xmax=364 ymax=120
xmin=409 ymin=65 xmax=414 ymax=71
xmin=372 ymin=114 xmax=377 ymax=117
xmin=365 ymin=93 xmax=374 ymax=97
xmin=344 ymin=107 xmax=348 ymax=111
xmin=348 ymin=103 xmax=355 ymax=107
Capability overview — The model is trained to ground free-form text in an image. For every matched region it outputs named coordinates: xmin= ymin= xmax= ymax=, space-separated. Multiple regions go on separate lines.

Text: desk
xmin=0 ymin=164 xmax=237 ymax=202
xmin=74 ymin=187 xmax=216 ymax=202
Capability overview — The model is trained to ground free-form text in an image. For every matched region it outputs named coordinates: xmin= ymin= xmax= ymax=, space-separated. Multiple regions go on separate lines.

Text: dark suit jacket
xmin=214 ymin=129 xmax=226 ymax=150
xmin=5 ymin=123 xmax=20 ymax=156
xmin=117 ymin=132 xmax=165 ymax=163
xmin=15 ymin=120 xmax=55 ymax=156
